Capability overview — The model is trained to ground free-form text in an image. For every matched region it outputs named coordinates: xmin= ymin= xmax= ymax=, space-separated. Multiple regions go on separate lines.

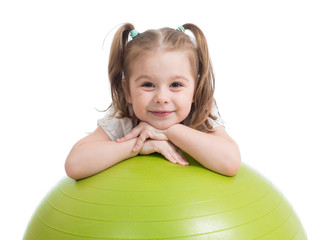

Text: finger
xmin=117 ymin=127 xmax=142 ymax=142
xmin=140 ymin=122 xmax=168 ymax=141
xmin=132 ymin=131 xmax=151 ymax=152
xmin=132 ymin=139 xmax=145 ymax=152
xmin=180 ymin=151 xmax=189 ymax=164
xmin=162 ymin=143 xmax=187 ymax=166
xmin=174 ymin=149 xmax=189 ymax=166
xmin=139 ymin=140 xmax=155 ymax=155
xmin=167 ymin=148 xmax=188 ymax=166
xmin=161 ymin=149 xmax=178 ymax=164
xmin=151 ymin=131 xmax=168 ymax=141
xmin=179 ymin=158 xmax=189 ymax=166
xmin=176 ymin=155 xmax=189 ymax=166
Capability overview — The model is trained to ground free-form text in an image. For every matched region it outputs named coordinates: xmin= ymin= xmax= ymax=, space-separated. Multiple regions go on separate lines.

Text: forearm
xmin=65 ymin=139 xmax=138 ymax=180
xmin=166 ymin=124 xmax=241 ymax=176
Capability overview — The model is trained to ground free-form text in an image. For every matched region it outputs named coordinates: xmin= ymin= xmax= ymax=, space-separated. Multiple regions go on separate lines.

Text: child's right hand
xmin=117 ymin=121 xmax=168 ymax=152
xmin=140 ymin=140 xmax=189 ymax=166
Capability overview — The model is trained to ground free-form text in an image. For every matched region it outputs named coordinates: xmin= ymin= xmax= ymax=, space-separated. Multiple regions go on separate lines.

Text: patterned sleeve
xmin=97 ymin=109 xmax=133 ymax=141
xmin=208 ymin=103 xmax=226 ymax=128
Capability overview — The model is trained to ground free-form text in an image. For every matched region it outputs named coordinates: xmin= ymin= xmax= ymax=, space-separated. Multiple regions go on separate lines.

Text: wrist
xmin=119 ymin=137 xmax=139 ymax=158
xmin=166 ymin=124 xmax=182 ymax=139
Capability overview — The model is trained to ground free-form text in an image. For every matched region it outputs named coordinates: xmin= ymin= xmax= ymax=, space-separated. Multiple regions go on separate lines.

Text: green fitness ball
xmin=24 ymin=154 xmax=306 ymax=239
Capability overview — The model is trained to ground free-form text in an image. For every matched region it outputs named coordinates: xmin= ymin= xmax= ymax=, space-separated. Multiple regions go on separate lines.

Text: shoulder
xmin=97 ymin=108 xmax=133 ymax=141
xmin=208 ymin=101 xmax=226 ymax=128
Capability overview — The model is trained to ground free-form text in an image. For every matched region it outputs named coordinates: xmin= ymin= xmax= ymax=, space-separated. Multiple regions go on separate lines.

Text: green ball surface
xmin=24 ymin=154 xmax=306 ymax=239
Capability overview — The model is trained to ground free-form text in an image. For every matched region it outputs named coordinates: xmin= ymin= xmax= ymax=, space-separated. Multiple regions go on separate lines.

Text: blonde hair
xmin=107 ymin=23 xmax=217 ymax=132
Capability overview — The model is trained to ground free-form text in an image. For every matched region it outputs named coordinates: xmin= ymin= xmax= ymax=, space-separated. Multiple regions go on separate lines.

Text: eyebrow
xmin=134 ymin=75 xmax=192 ymax=82
xmin=173 ymin=75 xmax=192 ymax=82
xmin=134 ymin=75 xmax=152 ymax=82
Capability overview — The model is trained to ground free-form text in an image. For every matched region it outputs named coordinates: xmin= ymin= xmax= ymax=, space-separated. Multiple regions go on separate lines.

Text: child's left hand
xmin=117 ymin=121 xmax=169 ymax=152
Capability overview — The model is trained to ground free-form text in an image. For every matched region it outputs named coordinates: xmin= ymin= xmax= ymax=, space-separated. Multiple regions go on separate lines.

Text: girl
xmin=65 ymin=23 xmax=241 ymax=180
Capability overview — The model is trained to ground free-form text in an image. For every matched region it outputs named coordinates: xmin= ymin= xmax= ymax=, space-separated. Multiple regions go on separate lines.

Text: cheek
xmin=183 ymin=88 xmax=194 ymax=103
xmin=130 ymin=91 xmax=150 ymax=111
xmin=177 ymin=92 xmax=194 ymax=112
xmin=131 ymin=100 xmax=146 ymax=120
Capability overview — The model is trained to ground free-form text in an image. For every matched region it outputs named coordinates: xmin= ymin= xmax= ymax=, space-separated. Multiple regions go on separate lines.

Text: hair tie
xmin=176 ymin=26 xmax=185 ymax=33
xmin=130 ymin=29 xmax=140 ymax=39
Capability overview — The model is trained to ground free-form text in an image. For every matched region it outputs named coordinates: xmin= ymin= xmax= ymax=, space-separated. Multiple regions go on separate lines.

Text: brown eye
xmin=170 ymin=82 xmax=182 ymax=88
xmin=141 ymin=82 xmax=154 ymax=88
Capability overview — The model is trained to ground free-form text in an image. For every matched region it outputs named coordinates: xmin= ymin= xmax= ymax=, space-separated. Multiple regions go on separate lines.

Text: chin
xmin=152 ymin=124 xmax=171 ymax=130
xmin=150 ymin=121 xmax=176 ymax=130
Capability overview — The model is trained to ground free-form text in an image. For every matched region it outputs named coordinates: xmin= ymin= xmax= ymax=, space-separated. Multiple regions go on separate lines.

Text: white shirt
xmin=97 ymin=104 xmax=225 ymax=141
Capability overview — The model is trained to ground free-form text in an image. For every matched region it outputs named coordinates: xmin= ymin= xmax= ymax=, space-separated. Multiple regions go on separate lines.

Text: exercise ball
xmin=24 ymin=153 xmax=306 ymax=239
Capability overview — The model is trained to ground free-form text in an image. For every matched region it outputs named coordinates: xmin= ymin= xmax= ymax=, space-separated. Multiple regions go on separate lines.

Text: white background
xmin=1 ymin=0 xmax=335 ymax=239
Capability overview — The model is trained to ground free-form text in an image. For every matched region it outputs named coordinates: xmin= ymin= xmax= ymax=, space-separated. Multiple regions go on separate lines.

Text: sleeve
xmin=208 ymin=103 xmax=226 ymax=128
xmin=97 ymin=109 xmax=133 ymax=141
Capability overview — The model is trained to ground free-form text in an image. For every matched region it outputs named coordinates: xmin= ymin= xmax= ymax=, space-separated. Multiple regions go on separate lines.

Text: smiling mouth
xmin=150 ymin=111 xmax=172 ymax=117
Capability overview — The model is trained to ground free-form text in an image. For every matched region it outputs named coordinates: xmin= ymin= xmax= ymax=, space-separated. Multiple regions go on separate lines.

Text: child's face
xmin=124 ymin=50 xmax=195 ymax=130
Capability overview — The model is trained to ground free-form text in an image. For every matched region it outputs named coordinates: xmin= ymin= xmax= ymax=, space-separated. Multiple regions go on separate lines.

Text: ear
xmin=122 ymin=78 xmax=132 ymax=104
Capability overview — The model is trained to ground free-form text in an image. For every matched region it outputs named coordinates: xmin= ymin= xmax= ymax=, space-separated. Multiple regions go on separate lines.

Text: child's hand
xmin=117 ymin=122 xmax=169 ymax=152
xmin=140 ymin=140 xmax=189 ymax=166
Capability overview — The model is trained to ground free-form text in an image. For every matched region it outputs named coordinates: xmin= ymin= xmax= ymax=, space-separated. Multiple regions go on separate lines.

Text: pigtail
xmin=183 ymin=24 xmax=216 ymax=131
xmin=108 ymin=23 xmax=135 ymax=118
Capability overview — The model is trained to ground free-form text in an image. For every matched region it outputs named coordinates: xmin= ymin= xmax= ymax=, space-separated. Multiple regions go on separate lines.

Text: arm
xmin=167 ymin=124 xmax=241 ymax=176
xmin=65 ymin=126 xmax=138 ymax=180
xmin=65 ymin=126 xmax=188 ymax=180
xmin=119 ymin=122 xmax=241 ymax=176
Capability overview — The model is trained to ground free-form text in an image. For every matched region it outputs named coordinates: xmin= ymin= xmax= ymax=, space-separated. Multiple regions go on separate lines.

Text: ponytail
xmin=108 ymin=23 xmax=135 ymax=118
xmin=183 ymin=24 xmax=216 ymax=131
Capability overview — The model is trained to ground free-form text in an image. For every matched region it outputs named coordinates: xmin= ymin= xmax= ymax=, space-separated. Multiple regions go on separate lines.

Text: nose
xmin=154 ymin=88 xmax=169 ymax=104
